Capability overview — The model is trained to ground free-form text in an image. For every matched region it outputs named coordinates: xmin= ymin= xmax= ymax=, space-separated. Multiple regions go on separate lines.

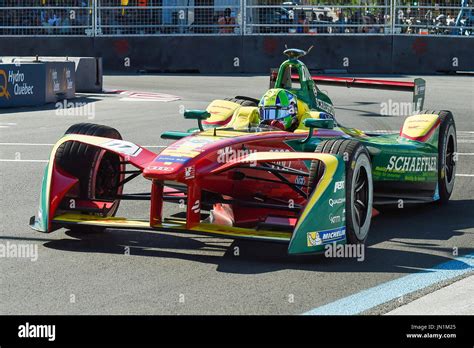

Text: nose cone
xmin=144 ymin=153 xmax=194 ymax=179
xmin=143 ymin=135 xmax=220 ymax=179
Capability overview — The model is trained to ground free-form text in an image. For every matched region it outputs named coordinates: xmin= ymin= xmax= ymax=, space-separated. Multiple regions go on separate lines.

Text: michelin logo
xmin=307 ymin=227 xmax=346 ymax=247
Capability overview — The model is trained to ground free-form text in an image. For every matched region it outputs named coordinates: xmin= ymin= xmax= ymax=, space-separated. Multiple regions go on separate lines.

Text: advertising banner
xmin=0 ymin=63 xmax=45 ymax=107
xmin=0 ymin=61 xmax=76 ymax=108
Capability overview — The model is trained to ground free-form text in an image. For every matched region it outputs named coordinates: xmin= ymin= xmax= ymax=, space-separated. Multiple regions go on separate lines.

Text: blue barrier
xmin=0 ymin=64 xmax=45 ymax=107
xmin=0 ymin=61 xmax=75 ymax=108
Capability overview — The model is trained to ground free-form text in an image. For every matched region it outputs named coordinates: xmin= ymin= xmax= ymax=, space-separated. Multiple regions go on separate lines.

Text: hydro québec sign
xmin=0 ymin=62 xmax=75 ymax=108
xmin=0 ymin=64 xmax=44 ymax=107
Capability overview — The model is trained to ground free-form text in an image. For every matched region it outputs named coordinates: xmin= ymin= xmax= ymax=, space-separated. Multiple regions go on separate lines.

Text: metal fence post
xmin=93 ymin=0 xmax=98 ymax=37
xmin=391 ymin=0 xmax=396 ymax=34
xmin=242 ymin=0 xmax=246 ymax=36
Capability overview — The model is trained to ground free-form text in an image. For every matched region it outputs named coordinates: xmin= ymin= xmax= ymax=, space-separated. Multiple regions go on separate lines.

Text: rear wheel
xmin=309 ymin=139 xmax=373 ymax=244
xmin=437 ymin=111 xmax=457 ymax=203
xmin=55 ymin=123 xmax=124 ymax=232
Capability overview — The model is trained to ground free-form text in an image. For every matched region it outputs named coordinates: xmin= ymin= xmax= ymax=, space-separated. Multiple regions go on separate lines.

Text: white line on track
xmin=303 ymin=252 xmax=474 ymax=315
xmin=0 ymin=159 xmax=48 ymax=163
xmin=0 ymin=143 xmax=55 ymax=146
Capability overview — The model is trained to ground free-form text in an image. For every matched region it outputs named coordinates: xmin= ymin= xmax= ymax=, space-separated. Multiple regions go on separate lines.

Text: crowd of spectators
xmin=0 ymin=0 xmax=471 ymax=36
xmin=255 ymin=4 xmax=472 ymax=35
xmin=256 ymin=8 xmax=387 ymax=34
xmin=396 ymin=7 xmax=472 ymax=35
xmin=0 ymin=0 xmax=92 ymax=35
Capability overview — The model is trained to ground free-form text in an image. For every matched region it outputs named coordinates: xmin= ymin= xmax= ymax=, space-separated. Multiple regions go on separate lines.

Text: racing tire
xmin=309 ymin=139 xmax=373 ymax=244
xmin=223 ymin=97 xmax=258 ymax=107
xmin=436 ymin=110 xmax=457 ymax=204
xmin=55 ymin=123 xmax=124 ymax=233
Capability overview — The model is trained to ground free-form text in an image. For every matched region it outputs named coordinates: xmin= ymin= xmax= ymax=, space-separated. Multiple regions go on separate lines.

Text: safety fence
xmin=0 ymin=1 xmax=472 ymax=37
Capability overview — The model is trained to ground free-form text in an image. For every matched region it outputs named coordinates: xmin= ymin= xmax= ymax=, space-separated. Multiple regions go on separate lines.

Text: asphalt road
xmin=1 ymin=74 xmax=473 ymax=314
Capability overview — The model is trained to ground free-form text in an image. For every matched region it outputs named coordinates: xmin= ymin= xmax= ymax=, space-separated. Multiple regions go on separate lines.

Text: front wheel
xmin=310 ymin=139 xmax=373 ymax=244
xmin=55 ymin=123 xmax=124 ymax=233
xmin=436 ymin=111 xmax=457 ymax=203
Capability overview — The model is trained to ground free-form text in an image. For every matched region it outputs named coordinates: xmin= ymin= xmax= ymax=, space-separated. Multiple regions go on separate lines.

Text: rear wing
xmin=270 ymin=68 xmax=426 ymax=111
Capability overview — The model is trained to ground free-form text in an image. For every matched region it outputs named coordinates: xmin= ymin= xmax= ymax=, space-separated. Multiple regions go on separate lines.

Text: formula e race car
xmin=29 ymin=48 xmax=457 ymax=255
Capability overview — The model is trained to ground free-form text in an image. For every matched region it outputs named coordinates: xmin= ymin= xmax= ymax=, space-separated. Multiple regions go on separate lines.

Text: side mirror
xmin=161 ymin=131 xmax=193 ymax=140
xmin=184 ymin=110 xmax=210 ymax=131
xmin=301 ymin=118 xmax=335 ymax=143
xmin=304 ymin=118 xmax=334 ymax=130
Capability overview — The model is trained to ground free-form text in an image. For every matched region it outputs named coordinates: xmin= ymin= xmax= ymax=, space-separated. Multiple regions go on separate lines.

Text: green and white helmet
xmin=258 ymin=88 xmax=298 ymax=130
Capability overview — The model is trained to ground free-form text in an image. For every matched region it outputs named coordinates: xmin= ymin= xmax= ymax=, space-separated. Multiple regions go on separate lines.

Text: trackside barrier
xmin=1 ymin=35 xmax=473 ymax=74
xmin=0 ymin=57 xmax=101 ymax=93
xmin=0 ymin=61 xmax=75 ymax=108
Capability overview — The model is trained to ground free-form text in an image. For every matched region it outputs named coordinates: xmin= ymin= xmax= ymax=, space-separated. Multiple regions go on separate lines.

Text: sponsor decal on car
xmin=315 ymin=99 xmax=335 ymax=116
xmin=333 ymin=180 xmax=344 ymax=193
xmin=328 ymin=197 xmax=345 ymax=207
xmin=148 ymin=166 xmax=174 ymax=172
xmin=191 ymin=200 xmax=200 ymax=214
xmin=307 ymin=227 xmax=346 ymax=247
xmin=386 ymin=156 xmax=437 ymax=172
xmin=101 ymin=140 xmax=143 ymax=157
xmin=161 ymin=136 xmax=217 ymax=160
xmin=329 ymin=213 xmax=344 ymax=224
xmin=184 ymin=166 xmax=195 ymax=179
xmin=295 ymin=175 xmax=305 ymax=186
xmin=155 ymin=155 xmax=190 ymax=163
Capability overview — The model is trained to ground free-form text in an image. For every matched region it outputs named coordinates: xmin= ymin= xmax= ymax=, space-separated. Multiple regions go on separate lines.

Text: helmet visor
xmin=260 ymin=107 xmax=292 ymax=121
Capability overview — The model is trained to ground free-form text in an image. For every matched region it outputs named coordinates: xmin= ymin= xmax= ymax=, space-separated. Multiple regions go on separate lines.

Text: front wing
xmin=30 ymin=135 xmax=347 ymax=255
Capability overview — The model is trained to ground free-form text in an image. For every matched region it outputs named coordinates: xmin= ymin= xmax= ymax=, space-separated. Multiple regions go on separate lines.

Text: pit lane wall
xmin=0 ymin=36 xmax=472 ymax=74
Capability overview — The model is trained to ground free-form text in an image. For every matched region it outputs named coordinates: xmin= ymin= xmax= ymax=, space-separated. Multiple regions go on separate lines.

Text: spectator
xmin=48 ymin=11 xmax=61 ymax=27
xmin=296 ymin=10 xmax=308 ymax=33
xmin=333 ymin=11 xmax=346 ymax=34
xmin=218 ymin=8 xmax=235 ymax=34
xmin=447 ymin=14 xmax=457 ymax=35
xmin=317 ymin=13 xmax=328 ymax=34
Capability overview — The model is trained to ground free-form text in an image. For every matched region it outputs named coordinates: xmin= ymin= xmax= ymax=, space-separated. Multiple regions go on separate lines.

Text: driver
xmin=258 ymin=89 xmax=299 ymax=131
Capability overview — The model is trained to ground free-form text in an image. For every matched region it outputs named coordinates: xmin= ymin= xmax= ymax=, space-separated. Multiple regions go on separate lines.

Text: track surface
xmin=1 ymin=74 xmax=473 ymax=314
